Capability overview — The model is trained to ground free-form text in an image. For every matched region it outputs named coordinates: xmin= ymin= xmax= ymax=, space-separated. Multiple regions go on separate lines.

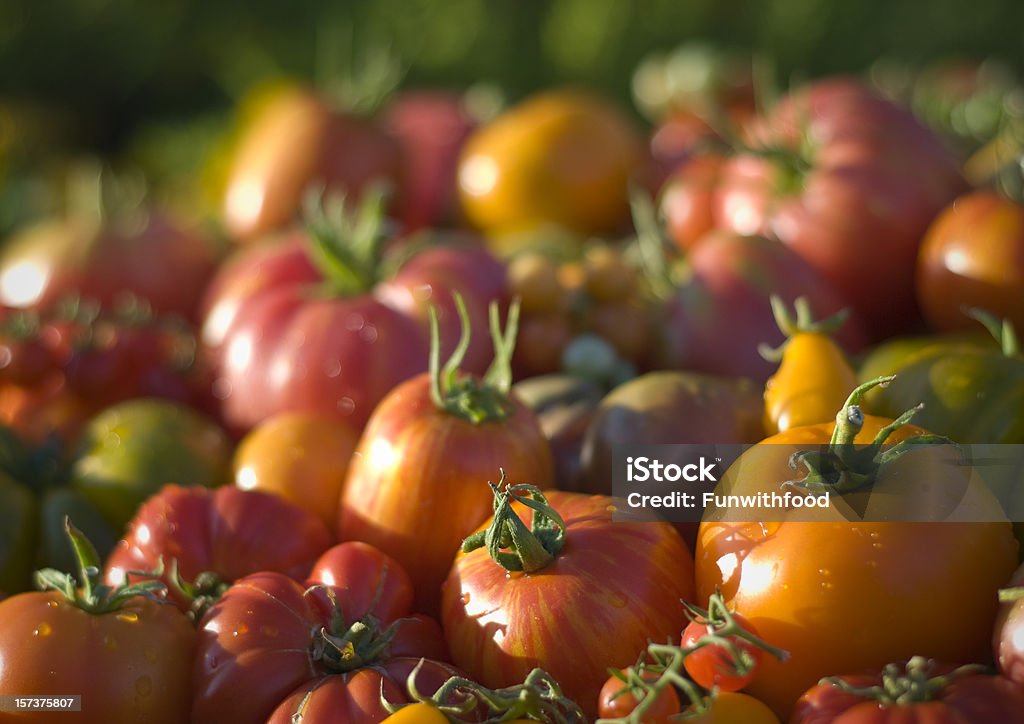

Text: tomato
xmin=917 ymin=190 xmax=1024 ymax=333
xmin=688 ymin=692 xmax=780 ymax=724
xmin=70 ymin=398 xmax=231 ymax=531
xmin=381 ymin=703 xmax=449 ymax=724
xmin=192 ymin=542 xmax=458 ymax=724
xmin=995 ymin=564 xmax=1024 ymax=685
xmin=597 ymin=670 xmax=680 ymax=723
xmin=0 ymin=522 xmax=195 ymax=723
xmin=761 ymin=297 xmax=859 ymax=435
xmin=339 ymin=302 xmax=553 ymax=615
xmin=695 ymin=380 xmax=1019 ymax=718
xmin=791 ymin=658 xmax=1024 ymax=723
xmin=441 ymin=484 xmax=695 ymax=718
xmin=660 ymin=153 xmax=725 ymax=251
xmin=201 ymin=201 xmax=506 ymax=435
xmin=233 ymin=411 xmax=357 ymax=534
xmin=458 ymin=89 xmax=644 ymax=239
xmin=104 ymin=484 xmax=333 ymax=614
xmin=222 ymin=84 xmax=403 ymax=241
xmin=681 ymin=611 xmax=764 ymax=692
xmin=714 ymin=78 xmax=967 ymax=339
xmin=653 ymin=229 xmax=867 ymax=382
xmin=0 ymin=210 xmax=220 ymax=323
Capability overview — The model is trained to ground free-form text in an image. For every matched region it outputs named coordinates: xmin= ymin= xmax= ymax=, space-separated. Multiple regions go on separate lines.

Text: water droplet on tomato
xmin=605 ymin=504 xmax=617 ymax=512
xmin=346 ymin=313 xmax=365 ymax=331
xmin=360 ymin=325 xmax=379 ymax=343
xmin=460 ymin=593 xmax=471 ymax=605
xmin=233 ymin=624 xmax=250 ymax=637
xmin=33 ymin=623 xmax=52 ymax=637
xmin=45 ymin=600 xmax=58 ymax=608
xmin=323 ymin=359 xmax=342 ymax=378
xmin=135 ymin=676 xmax=152 ymax=697
xmin=818 ymin=568 xmax=830 ymax=576
xmin=337 ymin=397 xmax=355 ymax=415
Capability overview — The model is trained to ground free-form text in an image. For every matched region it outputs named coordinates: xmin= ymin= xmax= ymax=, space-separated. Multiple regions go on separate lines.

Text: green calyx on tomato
xmin=304 ymin=184 xmax=393 ymax=296
xmin=429 ymin=295 xmax=520 ymax=424
xmin=461 ymin=471 xmax=565 ymax=572
xmin=599 ymin=592 xmax=788 ymax=724
xmin=785 ymin=376 xmax=953 ymax=495
xmin=821 ymin=656 xmax=985 ymax=706
xmin=384 ymin=660 xmax=586 ymax=723
xmin=310 ymin=586 xmax=403 ymax=673
xmin=758 ymin=295 xmax=848 ymax=362
xmin=34 ymin=517 xmax=164 ymax=615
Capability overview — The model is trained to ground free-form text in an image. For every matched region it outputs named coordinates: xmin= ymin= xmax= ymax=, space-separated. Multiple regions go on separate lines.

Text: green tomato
xmin=71 ymin=398 xmax=231 ymax=531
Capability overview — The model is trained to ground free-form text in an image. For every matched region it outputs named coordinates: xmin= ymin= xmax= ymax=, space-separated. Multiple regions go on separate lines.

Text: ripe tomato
xmin=441 ymin=485 xmax=695 ymax=718
xmin=458 ymin=89 xmax=643 ymax=238
xmin=688 ymin=692 xmax=779 ymax=724
xmin=995 ymin=564 xmax=1024 ymax=685
xmin=681 ymin=611 xmax=764 ymax=692
xmin=917 ymin=190 xmax=1024 ymax=334
xmin=339 ymin=303 xmax=553 ymax=615
xmin=597 ymin=670 xmax=680 ymax=723
xmin=659 ymin=153 xmax=725 ymax=251
xmin=695 ymin=382 xmax=1019 ymax=717
xmin=791 ymin=658 xmax=1024 ymax=723
xmin=104 ymin=484 xmax=334 ymax=614
xmin=0 ymin=522 xmax=195 ymax=724
xmin=192 ymin=542 xmax=457 ymax=724
xmin=233 ymin=411 xmax=358 ymax=534
xmin=714 ymin=78 xmax=967 ymax=339
xmin=381 ymin=703 xmax=450 ymax=724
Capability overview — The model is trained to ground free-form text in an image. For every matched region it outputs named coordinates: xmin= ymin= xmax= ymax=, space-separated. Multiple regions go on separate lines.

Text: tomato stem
xmin=461 ymin=471 xmax=566 ymax=573
xmin=822 ymin=656 xmax=987 ymax=705
xmin=310 ymin=585 xmax=401 ymax=673
xmin=965 ymin=307 xmax=1020 ymax=357
xmin=1000 ymin=586 xmax=1024 ymax=602
xmin=758 ymin=295 xmax=849 ymax=362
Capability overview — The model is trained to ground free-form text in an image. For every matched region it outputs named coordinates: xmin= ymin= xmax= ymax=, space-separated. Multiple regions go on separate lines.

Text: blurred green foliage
xmin=2 ymin=0 xmax=1023 ymax=153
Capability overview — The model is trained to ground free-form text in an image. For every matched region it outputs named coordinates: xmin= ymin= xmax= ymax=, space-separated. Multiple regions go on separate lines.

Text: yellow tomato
xmin=690 ymin=692 xmax=780 ymax=723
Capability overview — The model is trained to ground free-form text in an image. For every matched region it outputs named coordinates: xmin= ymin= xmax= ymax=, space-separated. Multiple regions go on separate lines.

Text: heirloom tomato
xmin=104 ymin=484 xmax=333 ymax=615
xmin=714 ymin=78 xmax=966 ymax=339
xmin=192 ymin=541 xmax=457 ymax=724
xmin=917 ymin=190 xmax=1024 ymax=333
xmin=659 ymin=152 xmax=725 ymax=251
xmin=0 ymin=522 xmax=195 ymax=724
xmin=441 ymin=481 xmax=694 ymax=718
xmin=233 ymin=411 xmax=358 ymax=533
xmin=696 ymin=378 xmax=1019 ymax=718
xmin=339 ymin=300 xmax=552 ymax=614
xmin=995 ymin=564 xmax=1024 ymax=685
xmin=201 ymin=195 xmax=506 ymax=434
xmin=458 ymin=89 xmax=644 ymax=238
xmin=791 ymin=657 xmax=1024 ymax=724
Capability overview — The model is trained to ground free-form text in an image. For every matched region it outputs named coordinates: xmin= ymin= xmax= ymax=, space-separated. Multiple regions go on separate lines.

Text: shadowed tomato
xmin=714 ymin=78 xmax=967 ymax=339
xmin=192 ymin=542 xmax=457 ymax=724
xmin=695 ymin=380 xmax=1019 ymax=718
xmin=598 ymin=670 xmax=680 ymax=723
xmin=917 ymin=190 xmax=1024 ymax=333
xmin=339 ymin=301 xmax=552 ymax=615
xmin=441 ymin=484 xmax=695 ymax=718
xmin=458 ymin=89 xmax=643 ymax=239
xmin=660 ymin=153 xmax=725 ymax=251
xmin=104 ymin=484 xmax=334 ymax=614
xmin=0 ymin=522 xmax=195 ymax=724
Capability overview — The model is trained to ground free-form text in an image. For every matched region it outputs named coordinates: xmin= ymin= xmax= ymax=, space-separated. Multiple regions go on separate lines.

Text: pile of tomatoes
xmin=1 ymin=52 xmax=1024 ymax=724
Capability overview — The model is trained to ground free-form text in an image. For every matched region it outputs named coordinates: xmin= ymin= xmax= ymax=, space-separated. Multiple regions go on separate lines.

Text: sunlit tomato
xmin=442 ymin=487 xmax=695 ymax=718
xmin=597 ymin=671 xmax=680 ymax=723
xmin=917 ymin=190 xmax=1024 ymax=333
xmin=192 ymin=542 xmax=457 ymax=724
xmin=681 ymin=611 xmax=764 ymax=692
xmin=458 ymin=89 xmax=643 ymax=238
xmin=791 ymin=659 xmax=1024 ymax=724
xmin=222 ymin=85 xmax=402 ymax=241
xmin=715 ymin=78 xmax=967 ymax=339
xmin=380 ymin=703 xmax=449 ymax=724
xmin=233 ymin=411 xmax=358 ymax=534
xmin=695 ymin=404 xmax=1019 ymax=718
xmin=689 ymin=692 xmax=780 ymax=724
xmin=104 ymin=484 xmax=334 ymax=612
xmin=995 ymin=564 xmax=1024 ymax=685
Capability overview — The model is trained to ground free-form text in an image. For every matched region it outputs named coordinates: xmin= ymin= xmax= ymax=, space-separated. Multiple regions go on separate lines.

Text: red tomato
xmin=192 ymin=542 xmax=457 ymax=724
xmin=104 ymin=484 xmax=334 ymax=613
xmin=598 ymin=670 xmax=680 ymax=723
xmin=714 ymin=78 xmax=967 ymax=339
xmin=681 ymin=611 xmax=764 ymax=692
xmin=441 ymin=487 xmax=695 ymax=718
xmin=660 ymin=153 xmax=725 ymax=251
xmin=791 ymin=659 xmax=1024 ymax=724
xmin=995 ymin=564 xmax=1024 ymax=686
xmin=917 ymin=190 xmax=1024 ymax=333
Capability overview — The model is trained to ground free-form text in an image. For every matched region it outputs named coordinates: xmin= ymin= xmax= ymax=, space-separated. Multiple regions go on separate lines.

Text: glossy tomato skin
xmin=0 ymin=591 xmax=195 ymax=723
xmin=656 ymin=231 xmax=867 ymax=382
xmin=681 ymin=612 xmax=763 ymax=692
xmin=659 ymin=153 xmax=725 ymax=251
xmin=791 ymin=669 xmax=1024 ymax=723
xmin=995 ymin=564 xmax=1024 ymax=685
xmin=104 ymin=484 xmax=334 ymax=611
xmin=192 ymin=558 xmax=455 ymax=724
xmin=715 ymin=78 xmax=967 ymax=339
xmin=441 ymin=491 xmax=695 ymax=718
xmin=339 ymin=374 xmax=554 ymax=615
xmin=458 ymin=89 xmax=644 ymax=238
xmin=917 ymin=190 xmax=1024 ymax=333
xmin=222 ymin=86 xmax=403 ymax=241
xmin=597 ymin=672 xmax=680 ymax=722
xmin=695 ymin=416 xmax=1019 ymax=718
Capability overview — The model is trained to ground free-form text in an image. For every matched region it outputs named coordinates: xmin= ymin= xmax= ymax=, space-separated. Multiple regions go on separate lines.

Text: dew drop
xmin=233 ymin=623 xmax=250 ymax=637
xmin=33 ymin=623 xmax=52 ymax=637
xmin=460 ymin=593 xmax=471 ymax=605
xmin=337 ymin=397 xmax=356 ymax=415
xmin=45 ymin=600 xmax=58 ymax=608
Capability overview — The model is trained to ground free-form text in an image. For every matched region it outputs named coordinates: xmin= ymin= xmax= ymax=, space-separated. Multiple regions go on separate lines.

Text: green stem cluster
xmin=758 ymin=294 xmax=849 ymax=362
xmin=822 ymin=656 xmax=985 ymax=705
xmin=311 ymin=585 xmax=401 ymax=673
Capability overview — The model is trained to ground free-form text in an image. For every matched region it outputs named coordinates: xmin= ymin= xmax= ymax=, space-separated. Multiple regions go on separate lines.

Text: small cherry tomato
xmin=597 ymin=670 xmax=680 ymax=723
xmin=682 ymin=611 xmax=764 ymax=692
